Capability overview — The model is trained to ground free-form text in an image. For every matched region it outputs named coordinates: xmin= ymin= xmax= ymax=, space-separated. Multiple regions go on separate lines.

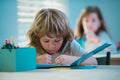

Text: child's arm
xmin=55 ymin=55 xmax=97 ymax=65
xmin=55 ymin=40 xmax=97 ymax=65
xmin=79 ymin=56 xmax=98 ymax=65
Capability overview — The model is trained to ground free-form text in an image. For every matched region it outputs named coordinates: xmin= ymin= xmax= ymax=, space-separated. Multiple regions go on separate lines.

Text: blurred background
xmin=0 ymin=0 xmax=120 ymax=47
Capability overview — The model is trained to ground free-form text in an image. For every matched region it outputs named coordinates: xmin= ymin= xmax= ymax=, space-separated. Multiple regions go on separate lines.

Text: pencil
xmin=61 ymin=41 xmax=70 ymax=54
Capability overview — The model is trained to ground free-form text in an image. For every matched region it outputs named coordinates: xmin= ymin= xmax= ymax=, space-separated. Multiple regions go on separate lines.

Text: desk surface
xmin=94 ymin=53 xmax=120 ymax=58
xmin=0 ymin=65 xmax=120 ymax=80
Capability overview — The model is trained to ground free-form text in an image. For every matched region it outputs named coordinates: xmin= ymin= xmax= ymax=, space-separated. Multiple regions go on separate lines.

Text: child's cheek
xmin=41 ymin=42 xmax=48 ymax=50
xmin=92 ymin=25 xmax=99 ymax=32
xmin=92 ymin=21 xmax=100 ymax=32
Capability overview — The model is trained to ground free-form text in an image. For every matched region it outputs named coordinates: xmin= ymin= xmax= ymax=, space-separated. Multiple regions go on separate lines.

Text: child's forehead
xmin=84 ymin=12 xmax=98 ymax=18
xmin=42 ymin=34 xmax=63 ymax=39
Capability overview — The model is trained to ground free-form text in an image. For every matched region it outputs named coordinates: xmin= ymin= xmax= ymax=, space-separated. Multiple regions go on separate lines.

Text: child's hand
xmin=55 ymin=55 xmax=79 ymax=65
xmin=86 ymin=31 xmax=99 ymax=43
xmin=37 ymin=54 xmax=52 ymax=64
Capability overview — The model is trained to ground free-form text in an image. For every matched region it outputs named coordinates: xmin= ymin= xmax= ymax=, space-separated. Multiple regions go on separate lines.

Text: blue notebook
xmin=37 ymin=43 xmax=111 ymax=69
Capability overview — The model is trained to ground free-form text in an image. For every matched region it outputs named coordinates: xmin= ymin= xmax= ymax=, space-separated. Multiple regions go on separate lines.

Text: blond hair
xmin=27 ymin=8 xmax=73 ymax=55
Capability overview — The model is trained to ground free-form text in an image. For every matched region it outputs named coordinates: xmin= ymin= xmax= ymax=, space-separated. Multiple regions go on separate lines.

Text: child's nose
xmin=87 ymin=23 xmax=92 ymax=29
xmin=50 ymin=44 xmax=56 ymax=49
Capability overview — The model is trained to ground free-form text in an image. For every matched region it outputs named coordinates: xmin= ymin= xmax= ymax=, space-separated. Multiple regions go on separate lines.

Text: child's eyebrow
xmin=46 ymin=36 xmax=54 ymax=39
xmin=46 ymin=35 xmax=62 ymax=39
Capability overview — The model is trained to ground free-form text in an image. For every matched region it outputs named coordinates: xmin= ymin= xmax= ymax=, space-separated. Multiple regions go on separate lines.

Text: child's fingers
xmin=47 ymin=57 xmax=52 ymax=62
xmin=55 ymin=55 xmax=61 ymax=63
xmin=47 ymin=60 xmax=51 ymax=64
xmin=45 ymin=57 xmax=51 ymax=64
xmin=60 ymin=57 xmax=64 ymax=64
xmin=55 ymin=55 xmax=64 ymax=64
xmin=45 ymin=54 xmax=52 ymax=59
xmin=55 ymin=55 xmax=60 ymax=61
xmin=45 ymin=53 xmax=52 ymax=58
xmin=48 ymin=54 xmax=52 ymax=58
xmin=44 ymin=54 xmax=52 ymax=64
xmin=55 ymin=59 xmax=60 ymax=64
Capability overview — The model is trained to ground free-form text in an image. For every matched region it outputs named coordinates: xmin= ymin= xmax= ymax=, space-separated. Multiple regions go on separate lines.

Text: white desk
xmin=0 ymin=65 xmax=120 ymax=80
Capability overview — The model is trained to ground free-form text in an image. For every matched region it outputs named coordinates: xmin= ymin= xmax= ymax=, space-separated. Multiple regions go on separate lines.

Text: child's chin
xmin=48 ymin=52 xmax=56 ymax=55
xmin=47 ymin=51 xmax=57 ymax=55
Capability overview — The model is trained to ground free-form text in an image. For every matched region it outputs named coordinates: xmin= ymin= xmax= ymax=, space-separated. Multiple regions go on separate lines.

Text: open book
xmin=37 ymin=43 xmax=111 ymax=69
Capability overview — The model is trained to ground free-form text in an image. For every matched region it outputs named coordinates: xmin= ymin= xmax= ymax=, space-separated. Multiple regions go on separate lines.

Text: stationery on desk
xmin=61 ymin=41 xmax=70 ymax=54
xmin=1 ymin=39 xmax=17 ymax=52
xmin=0 ymin=39 xmax=36 ymax=72
xmin=37 ymin=42 xmax=111 ymax=69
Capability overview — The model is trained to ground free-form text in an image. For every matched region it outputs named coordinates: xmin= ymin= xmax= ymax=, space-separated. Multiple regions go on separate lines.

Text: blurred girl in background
xmin=75 ymin=6 xmax=116 ymax=52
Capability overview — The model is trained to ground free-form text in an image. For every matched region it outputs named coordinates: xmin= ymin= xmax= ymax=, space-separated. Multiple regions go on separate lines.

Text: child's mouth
xmin=47 ymin=50 xmax=57 ymax=54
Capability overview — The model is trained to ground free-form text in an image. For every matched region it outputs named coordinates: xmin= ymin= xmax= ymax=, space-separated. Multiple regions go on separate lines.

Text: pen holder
xmin=0 ymin=48 xmax=36 ymax=72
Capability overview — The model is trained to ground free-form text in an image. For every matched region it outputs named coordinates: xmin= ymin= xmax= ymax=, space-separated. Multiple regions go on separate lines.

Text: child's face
xmin=40 ymin=34 xmax=63 ymax=54
xmin=82 ymin=12 xmax=101 ymax=33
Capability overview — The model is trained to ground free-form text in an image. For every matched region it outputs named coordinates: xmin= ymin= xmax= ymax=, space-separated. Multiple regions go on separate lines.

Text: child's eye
xmin=55 ymin=39 xmax=61 ymax=42
xmin=44 ymin=40 xmax=49 ymax=43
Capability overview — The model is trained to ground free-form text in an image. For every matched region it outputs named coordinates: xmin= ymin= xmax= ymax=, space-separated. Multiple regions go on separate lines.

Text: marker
xmin=61 ymin=41 xmax=70 ymax=54
xmin=5 ymin=39 xmax=12 ymax=52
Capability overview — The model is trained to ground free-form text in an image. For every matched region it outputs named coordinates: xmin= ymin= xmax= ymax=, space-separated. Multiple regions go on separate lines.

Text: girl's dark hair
xmin=76 ymin=6 xmax=108 ymax=37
